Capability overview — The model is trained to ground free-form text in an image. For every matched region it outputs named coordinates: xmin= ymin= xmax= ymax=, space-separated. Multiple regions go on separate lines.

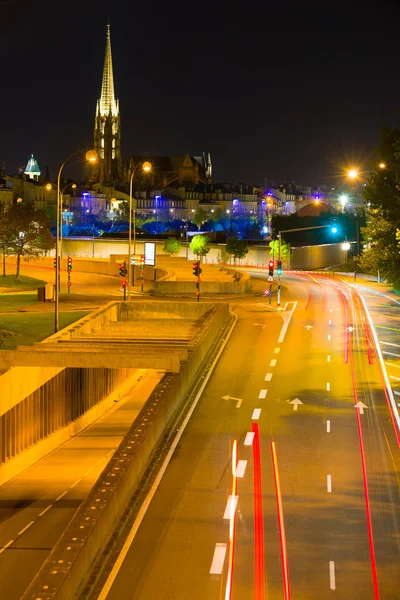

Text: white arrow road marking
xmin=223 ymin=495 xmax=238 ymax=519
xmin=288 ymin=398 xmax=303 ymax=411
xmin=265 ymin=373 xmax=272 ymax=381
xmin=210 ymin=543 xmax=227 ymax=574
xmin=244 ymin=432 xmax=255 ymax=446
xmin=269 ymin=359 xmax=277 ymax=367
xmin=258 ymin=389 xmax=267 ymax=399
xmin=329 ymin=561 xmax=336 ymax=590
xmin=222 ymin=395 xmax=243 ymax=408
xmin=327 ymin=475 xmax=332 ymax=493
xmin=305 ymin=325 xmax=313 ymax=330
xmin=236 ymin=460 xmax=247 ymax=478
xmin=252 ymin=408 xmax=261 ymax=419
xmin=354 ymin=401 xmax=368 ymax=415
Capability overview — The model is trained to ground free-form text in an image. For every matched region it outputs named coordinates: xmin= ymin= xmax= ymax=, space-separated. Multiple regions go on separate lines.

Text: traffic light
xmin=121 ymin=279 xmax=126 ymax=288
xmin=277 ymin=260 xmax=282 ymax=276
xmin=193 ymin=262 xmax=199 ymax=276
xmin=67 ymin=256 xmax=72 ymax=271
xmin=140 ymin=255 xmax=145 ymax=269
xmin=119 ymin=262 xmax=126 ymax=277
xmin=53 ymin=257 xmax=57 ymax=268
xmin=268 ymin=260 xmax=274 ymax=277
xmin=330 ymin=217 xmax=338 ymax=234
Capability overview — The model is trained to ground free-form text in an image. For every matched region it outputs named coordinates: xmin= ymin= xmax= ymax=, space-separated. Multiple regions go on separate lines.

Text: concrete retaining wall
xmin=21 ymin=303 xmax=231 ymax=600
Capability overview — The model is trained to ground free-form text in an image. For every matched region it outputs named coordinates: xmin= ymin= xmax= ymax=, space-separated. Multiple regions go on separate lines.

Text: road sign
xmin=263 ymin=289 xmax=270 ymax=296
xmin=67 ymin=281 xmax=72 ymax=287
xmin=268 ymin=275 xmax=273 ymax=282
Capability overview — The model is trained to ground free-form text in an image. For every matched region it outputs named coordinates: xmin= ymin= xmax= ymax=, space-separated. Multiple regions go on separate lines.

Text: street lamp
xmin=379 ymin=162 xmax=386 ymax=169
xmin=55 ymin=149 xmax=98 ymax=333
xmin=59 ymin=182 xmax=77 ymax=257
xmin=348 ymin=168 xmax=358 ymax=179
xmin=128 ymin=160 xmax=152 ymax=301
xmin=342 ymin=240 xmax=350 ymax=264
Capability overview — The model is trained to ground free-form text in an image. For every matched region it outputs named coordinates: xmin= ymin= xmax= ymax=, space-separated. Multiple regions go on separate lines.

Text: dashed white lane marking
xmin=18 ymin=521 xmax=34 ymax=536
xmin=382 ymin=350 xmax=400 ymax=358
xmin=380 ymin=340 xmax=400 ymax=347
xmin=327 ymin=382 xmax=331 ymax=392
xmin=390 ymin=375 xmax=400 ymax=381
xmin=84 ymin=467 xmax=94 ymax=476
xmin=210 ymin=543 xmax=227 ymax=574
xmin=236 ymin=460 xmax=247 ymax=478
xmin=394 ymin=390 xmax=400 ymax=396
xmin=106 ymin=449 xmax=114 ymax=456
xmin=70 ymin=478 xmax=82 ymax=489
xmin=385 ymin=362 xmax=400 ymax=369
xmin=328 ymin=335 xmax=331 ymax=341
xmin=329 ymin=320 xmax=332 ymax=325
xmin=244 ymin=432 xmax=255 ymax=446
xmin=258 ymin=389 xmax=267 ymax=399
xmin=223 ymin=495 xmax=238 ymax=519
xmin=327 ymin=355 xmax=331 ymax=362
xmin=38 ymin=504 xmax=53 ymax=517
xmin=55 ymin=491 xmax=67 ymax=502
xmin=252 ymin=408 xmax=261 ymax=420
xmin=269 ymin=359 xmax=277 ymax=367
xmin=0 ymin=540 xmax=14 ymax=555
xmin=265 ymin=373 xmax=272 ymax=381
xmin=96 ymin=457 xmax=106 ymax=467
xmin=330 ymin=309 xmax=333 ymax=313
xmin=274 ymin=347 xmax=280 ymax=354
xmin=329 ymin=561 xmax=336 ymax=590
xmin=327 ymin=475 xmax=332 ymax=493
xmin=326 ymin=420 xmax=331 ymax=433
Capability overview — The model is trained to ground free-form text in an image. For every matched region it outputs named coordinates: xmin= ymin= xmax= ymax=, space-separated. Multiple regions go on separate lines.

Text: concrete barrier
xmin=21 ymin=303 xmax=231 ymax=600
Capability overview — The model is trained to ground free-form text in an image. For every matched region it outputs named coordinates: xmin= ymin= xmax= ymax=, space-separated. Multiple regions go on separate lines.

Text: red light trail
xmin=252 ymin=423 xmax=265 ymax=600
xmin=271 ymin=441 xmax=291 ymax=600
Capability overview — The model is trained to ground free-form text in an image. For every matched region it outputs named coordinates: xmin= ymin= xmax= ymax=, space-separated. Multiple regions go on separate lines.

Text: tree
xmin=359 ymin=209 xmax=400 ymax=286
xmin=6 ymin=205 xmax=54 ymax=281
xmin=269 ymin=239 xmax=291 ymax=262
xmin=0 ymin=207 xmax=13 ymax=277
xmin=163 ymin=237 xmax=181 ymax=256
xmin=225 ymin=236 xmax=249 ymax=262
xmin=192 ymin=208 xmax=209 ymax=228
xmin=190 ymin=234 xmax=210 ymax=259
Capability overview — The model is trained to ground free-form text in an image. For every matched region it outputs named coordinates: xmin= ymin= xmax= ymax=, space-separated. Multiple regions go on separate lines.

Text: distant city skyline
xmin=1 ymin=1 xmax=399 ymax=186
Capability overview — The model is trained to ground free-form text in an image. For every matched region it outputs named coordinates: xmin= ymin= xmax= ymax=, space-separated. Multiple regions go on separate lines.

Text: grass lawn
xmin=0 ymin=274 xmax=48 ymax=290
xmin=0 ymin=293 xmax=39 ymax=311
xmin=0 ymin=311 xmax=89 ymax=349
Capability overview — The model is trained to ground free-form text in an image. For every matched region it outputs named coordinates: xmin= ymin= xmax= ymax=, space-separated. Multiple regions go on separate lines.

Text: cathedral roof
xmin=24 ymin=154 xmax=41 ymax=175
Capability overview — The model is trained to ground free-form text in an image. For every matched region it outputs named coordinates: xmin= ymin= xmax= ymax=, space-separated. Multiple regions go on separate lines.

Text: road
xmin=0 ymin=371 xmax=162 ymax=600
xmin=94 ymin=272 xmax=400 ymax=600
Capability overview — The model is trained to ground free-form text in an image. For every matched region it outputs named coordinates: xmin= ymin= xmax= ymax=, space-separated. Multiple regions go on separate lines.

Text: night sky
xmin=2 ymin=1 xmax=400 ymax=187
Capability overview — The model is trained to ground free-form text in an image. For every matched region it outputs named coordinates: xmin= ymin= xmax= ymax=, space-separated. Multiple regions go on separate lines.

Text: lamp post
xmin=55 ymin=149 xmax=97 ymax=333
xmin=342 ymin=239 xmax=350 ymax=265
xmin=128 ymin=161 xmax=151 ymax=301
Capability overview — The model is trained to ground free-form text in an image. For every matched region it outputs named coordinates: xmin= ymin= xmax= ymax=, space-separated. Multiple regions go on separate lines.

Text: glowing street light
xmin=348 ymin=169 xmax=358 ymax=179
xmin=379 ymin=162 xmax=386 ymax=169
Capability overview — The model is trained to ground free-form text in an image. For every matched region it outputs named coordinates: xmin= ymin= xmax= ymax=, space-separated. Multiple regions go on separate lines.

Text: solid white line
xmin=244 ymin=432 xmax=255 ymax=446
xmin=379 ymin=340 xmax=400 ymax=347
xmin=385 ymin=362 xmax=400 ymax=369
xmin=210 ymin=543 xmax=227 ymax=574
xmin=70 ymin=478 xmax=82 ymax=489
xmin=18 ymin=521 xmax=34 ymax=536
xmin=278 ymin=300 xmax=297 ymax=343
xmin=328 ymin=334 xmax=331 ymax=341
xmin=252 ymin=408 xmax=261 ymax=420
xmin=327 ymin=475 xmax=332 ymax=493
xmin=274 ymin=347 xmax=280 ymax=354
xmin=327 ymin=355 xmax=331 ymax=362
xmin=258 ymin=389 xmax=267 ymax=399
xmin=327 ymin=382 xmax=330 ymax=391
xmin=38 ymin=504 xmax=53 ymax=517
xmin=55 ymin=491 xmax=67 ymax=502
xmin=0 ymin=540 xmax=14 ymax=555
xmin=269 ymin=359 xmax=277 ymax=367
xmin=96 ymin=312 xmax=239 ymax=600
xmin=223 ymin=495 xmax=238 ymax=519
xmin=265 ymin=373 xmax=272 ymax=381
xmin=359 ymin=295 xmax=400 ymax=433
xmin=390 ymin=375 xmax=400 ymax=381
xmin=329 ymin=561 xmax=336 ymax=589
xmin=326 ymin=420 xmax=330 ymax=433
xmin=236 ymin=460 xmax=247 ymax=478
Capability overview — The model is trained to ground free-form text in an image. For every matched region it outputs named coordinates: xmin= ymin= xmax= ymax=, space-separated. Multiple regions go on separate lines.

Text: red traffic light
xmin=121 ymin=279 xmax=126 ymax=288
xmin=268 ymin=260 xmax=274 ymax=268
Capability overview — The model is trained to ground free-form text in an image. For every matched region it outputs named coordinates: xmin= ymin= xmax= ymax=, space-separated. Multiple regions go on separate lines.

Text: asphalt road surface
xmin=95 ymin=273 xmax=400 ymax=600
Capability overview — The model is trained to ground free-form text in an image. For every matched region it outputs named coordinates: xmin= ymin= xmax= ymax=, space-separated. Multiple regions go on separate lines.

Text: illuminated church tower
xmin=93 ymin=24 xmax=122 ymax=183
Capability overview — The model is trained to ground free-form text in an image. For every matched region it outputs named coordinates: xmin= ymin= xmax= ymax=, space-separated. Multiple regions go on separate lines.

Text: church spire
xmin=99 ymin=24 xmax=118 ymax=117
